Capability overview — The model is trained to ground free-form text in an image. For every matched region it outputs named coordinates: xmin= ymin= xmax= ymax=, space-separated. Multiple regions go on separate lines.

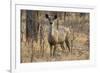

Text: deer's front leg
xmin=53 ymin=45 xmax=57 ymax=56
xmin=50 ymin=45 xmax=53 ymax=57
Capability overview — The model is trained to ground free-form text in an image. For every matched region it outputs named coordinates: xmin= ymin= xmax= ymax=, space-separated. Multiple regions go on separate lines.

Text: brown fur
xmin=45 ymin=14 xmax=70 ymax=56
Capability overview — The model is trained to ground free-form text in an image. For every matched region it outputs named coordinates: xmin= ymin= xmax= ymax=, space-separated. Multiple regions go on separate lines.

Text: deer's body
xmin=45 ymin=14 xmax=70 ymax=56
xmin=48 ymin=26 xmax=69 ymax=44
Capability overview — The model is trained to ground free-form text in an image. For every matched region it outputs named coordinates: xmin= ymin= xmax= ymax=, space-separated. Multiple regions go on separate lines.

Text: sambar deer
xmin=45 ymin=14 xmax=70 ymax=56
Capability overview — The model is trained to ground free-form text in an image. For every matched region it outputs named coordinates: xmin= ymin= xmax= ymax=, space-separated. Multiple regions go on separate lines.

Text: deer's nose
xmin=50 ymin=22 xmax=52 ymax=24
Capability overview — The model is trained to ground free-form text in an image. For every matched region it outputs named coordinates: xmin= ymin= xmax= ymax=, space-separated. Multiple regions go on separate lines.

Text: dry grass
xmin=21 ymin=32 xmax=89 ymax=63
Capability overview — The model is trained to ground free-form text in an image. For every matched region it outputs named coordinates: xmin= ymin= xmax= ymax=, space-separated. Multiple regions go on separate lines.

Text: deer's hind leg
xmin=60 ymin=42 xmax=66 ymax=54
xmin=65 ymin=38 xmax=70 ymax=53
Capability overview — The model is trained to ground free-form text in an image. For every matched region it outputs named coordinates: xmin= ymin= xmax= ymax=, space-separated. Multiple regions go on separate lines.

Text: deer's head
xmin=45 ymin=14 xmax=57 ymax=25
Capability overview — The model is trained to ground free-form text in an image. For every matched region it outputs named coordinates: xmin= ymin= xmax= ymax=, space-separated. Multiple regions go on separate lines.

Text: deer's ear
xmin=54 ymin=15 xmax=57 ymax=19
xmin=45 ymin=14 xmax=49 ymax=18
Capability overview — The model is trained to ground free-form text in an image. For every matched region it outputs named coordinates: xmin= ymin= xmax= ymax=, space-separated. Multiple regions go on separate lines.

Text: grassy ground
xmin=21 ymin=32 xmax=89 ymax=63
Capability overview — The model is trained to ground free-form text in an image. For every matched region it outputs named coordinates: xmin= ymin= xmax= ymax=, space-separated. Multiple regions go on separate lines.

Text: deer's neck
xmin=49 ymin=24 xmax=54 ymax=36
